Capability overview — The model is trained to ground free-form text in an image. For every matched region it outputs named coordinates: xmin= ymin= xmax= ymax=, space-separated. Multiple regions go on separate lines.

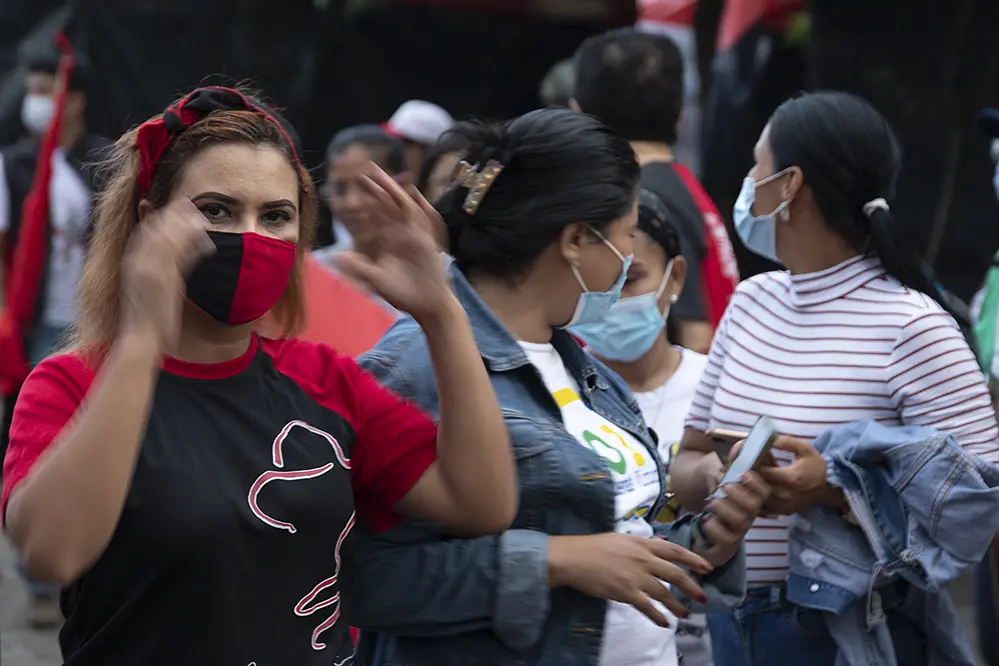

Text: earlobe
xmin=663 ymin=256 xmax=688 ymax=309
xmin=568 ymin=98 xmax=582 ymax=113
xmin=559 ymin=222 xmax=587 ymax=267
xmin=137 ymin=199 xmax=154 ymax=224
xmin=784 ymin=166 xmax=804 ymax=202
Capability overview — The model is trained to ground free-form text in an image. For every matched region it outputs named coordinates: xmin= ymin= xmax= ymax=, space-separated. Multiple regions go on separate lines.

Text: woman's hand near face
xmin=336 ymin=164 xmax=455 ymax=326
xmin=122 ymin=198 xmax=216 ymax=350
xmin=695 ymin=471 xmax=771 ymax=567
xmin=758 ymin=436 xmax=843 ymax=516
xmin=549 ymin=533 xmax=712 ymax=628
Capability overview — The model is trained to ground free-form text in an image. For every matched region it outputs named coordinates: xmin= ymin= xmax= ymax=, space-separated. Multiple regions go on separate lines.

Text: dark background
xmin=2 ymin=0 xmax=999 ymax=300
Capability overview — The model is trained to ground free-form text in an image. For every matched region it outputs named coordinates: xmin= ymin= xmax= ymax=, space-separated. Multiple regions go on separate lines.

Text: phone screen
xmin=717 ymin=416 xmax=777 ymax=488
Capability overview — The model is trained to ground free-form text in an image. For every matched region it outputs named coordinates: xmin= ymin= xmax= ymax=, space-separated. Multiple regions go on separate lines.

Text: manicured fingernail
xmin=698 ymin=593 xmax=708 ymax=603
xmin=702 ymin=513 xmax=713 ymax=523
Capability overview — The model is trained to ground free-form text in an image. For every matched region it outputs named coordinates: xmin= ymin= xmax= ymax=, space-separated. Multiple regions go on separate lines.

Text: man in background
xmin=383 ymin=100 xmax=453 ymax=177
xmin=572 ymin=28 xmax=739 ymax=354
xmin=0 ymin=47 xmax=108 ymax=628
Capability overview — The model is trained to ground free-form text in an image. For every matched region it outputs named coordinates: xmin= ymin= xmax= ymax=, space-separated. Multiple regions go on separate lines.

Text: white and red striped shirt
xmin=686 ymin=255 xmax=999 ymax=585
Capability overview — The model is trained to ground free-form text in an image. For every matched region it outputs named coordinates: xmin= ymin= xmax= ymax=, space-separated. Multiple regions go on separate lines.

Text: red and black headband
xmin=135 ymin=86 xmax=307 ymax=196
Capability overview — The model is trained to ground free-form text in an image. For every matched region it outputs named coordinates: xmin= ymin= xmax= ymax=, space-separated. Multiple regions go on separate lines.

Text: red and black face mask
xmin=134 ymin=87 xmax=306 ymax=326
xmin=186 ymin=231 xmax=297 ymax=325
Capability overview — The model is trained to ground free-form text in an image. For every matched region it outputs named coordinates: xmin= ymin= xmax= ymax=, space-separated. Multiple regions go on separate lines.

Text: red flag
xmin=298 ymin=258 xmax=395 ymax=358
xmin=0 ymin=33 xmax=75 ymax=392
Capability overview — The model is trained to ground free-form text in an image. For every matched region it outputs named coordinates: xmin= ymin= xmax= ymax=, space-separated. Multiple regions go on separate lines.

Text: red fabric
xmin=229 ymin=234 xmax=296 ymax=325
xmin=135 ymin=86 xmax=306 ymax=197
xmin=389 ymin=0 xmax=632 ymax=21
xmin=350 ymin=627 xmax=358 ymax=645
xmin=259 ymin=337 xmax=438 ymax=532
xmin=669 ymin=163 xmax=739 ymax=326
xmin=638 ymin=0 xmax=697 ymax=26
xmin=2 ymin=337 xmax=438 ymax=533
xmin=0 ymin=41 xmax=75 ymax=392
xmin=716 ymin=0 xmax=804 ymax=50
xmin=298 ymin=258 xmax=395 ymax=357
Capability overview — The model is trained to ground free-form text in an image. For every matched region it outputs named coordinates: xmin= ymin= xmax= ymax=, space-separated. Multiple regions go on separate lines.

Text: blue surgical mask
xmin=562 ymin=229 xmax=633 ymax=328
xmin=733 ymin=169 xmax=792 ymax=265
xmin=573 ymin=259 xmax=675 ymax=362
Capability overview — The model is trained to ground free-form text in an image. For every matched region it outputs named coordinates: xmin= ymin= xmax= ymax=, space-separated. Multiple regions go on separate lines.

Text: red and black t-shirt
xmin=1 ymin=335 xmax=438 ymax=666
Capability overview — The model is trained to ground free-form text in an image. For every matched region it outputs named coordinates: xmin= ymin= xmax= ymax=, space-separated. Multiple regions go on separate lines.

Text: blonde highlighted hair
xmin=74 ymin=96 xmax=317 ymax=353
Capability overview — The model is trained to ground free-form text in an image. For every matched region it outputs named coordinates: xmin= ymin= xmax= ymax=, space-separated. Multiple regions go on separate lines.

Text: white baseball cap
xmin=384 ymin=100 xmax=454 ymax=145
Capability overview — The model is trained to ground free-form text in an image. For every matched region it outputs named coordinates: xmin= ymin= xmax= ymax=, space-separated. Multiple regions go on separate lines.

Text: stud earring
xmin=669 ymin=293 xmax=679 ymax=304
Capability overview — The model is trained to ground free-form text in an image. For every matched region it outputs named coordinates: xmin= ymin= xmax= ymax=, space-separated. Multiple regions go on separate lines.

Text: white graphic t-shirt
xmin=519 ymin=341 xmax=677 ymax=666
xmin=634 ymin=347 xmax=712 ymax=666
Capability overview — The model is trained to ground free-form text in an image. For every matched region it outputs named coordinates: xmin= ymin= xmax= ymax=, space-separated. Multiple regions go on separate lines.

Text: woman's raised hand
xmin=336 ymin=164 xmax=454 ymax=325
xmin=120 ymin=198 xmax=215 ymax=350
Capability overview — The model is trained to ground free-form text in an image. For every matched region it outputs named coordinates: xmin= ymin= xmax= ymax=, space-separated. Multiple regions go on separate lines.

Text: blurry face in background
xmin=402 ymin=139 xmax=425 ymax=177
xmin=22 ymin=71 xmax=86 ymax=135
xmin=425 ymin=151 xmax=463 ymax=204
xmin=326 ymin=144 xmax=382 ymax=258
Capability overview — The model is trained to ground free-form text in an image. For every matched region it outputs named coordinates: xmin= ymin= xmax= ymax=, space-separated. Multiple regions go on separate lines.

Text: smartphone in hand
xmin=712 ymin=416 xmax=778 ymax=497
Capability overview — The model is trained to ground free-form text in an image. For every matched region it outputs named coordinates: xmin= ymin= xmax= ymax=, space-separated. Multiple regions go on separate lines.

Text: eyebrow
xmin=191 ymin=192 xmax=297 ymax=210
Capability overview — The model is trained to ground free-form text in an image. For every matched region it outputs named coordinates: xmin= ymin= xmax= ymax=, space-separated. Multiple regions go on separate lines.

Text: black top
xmin=3 ymin=336 xmax=439 ymax=666
xmin=640 ymin=161 xmax=707 ymax=322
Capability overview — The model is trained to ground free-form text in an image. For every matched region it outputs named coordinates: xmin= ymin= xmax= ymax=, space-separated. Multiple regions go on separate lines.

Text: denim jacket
xmin=344 ymin=266 xmax=746 ymax=666
xmin=787 ymin=420 xmax=999 ymax=666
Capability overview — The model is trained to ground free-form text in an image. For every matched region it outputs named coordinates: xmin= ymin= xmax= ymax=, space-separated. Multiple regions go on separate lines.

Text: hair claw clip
xmin=454 ymin=159 xmax=504 ymax=215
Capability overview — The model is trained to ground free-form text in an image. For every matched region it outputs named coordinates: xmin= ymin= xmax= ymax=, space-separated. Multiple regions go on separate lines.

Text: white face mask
xmin=21 ymin=94 xmax=54 ymax=135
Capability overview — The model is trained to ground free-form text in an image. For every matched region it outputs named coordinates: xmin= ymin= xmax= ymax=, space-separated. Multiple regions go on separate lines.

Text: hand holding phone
xmin=713 ymin=416 xmax=778 ymax=495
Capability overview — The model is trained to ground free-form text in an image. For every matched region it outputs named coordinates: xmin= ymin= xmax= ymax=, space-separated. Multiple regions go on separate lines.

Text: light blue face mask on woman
xmin=733 ymin=168 xmax=792 ymax=264
xmin=573 ymin=259 xmax=675 ymax=362
xmin=562 ymin=229 xmax=633 ymax=328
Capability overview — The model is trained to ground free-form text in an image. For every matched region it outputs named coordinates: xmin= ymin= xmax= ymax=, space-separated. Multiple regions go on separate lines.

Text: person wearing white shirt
xmin=573 ymin=189 xmax=718 ymax=666
xmin=0 ymin=48 xmax=107 ymax=629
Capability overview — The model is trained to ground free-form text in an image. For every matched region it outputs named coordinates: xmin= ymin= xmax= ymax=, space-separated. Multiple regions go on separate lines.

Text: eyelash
xmin=199 ymin=204 xmax=293 ymax=226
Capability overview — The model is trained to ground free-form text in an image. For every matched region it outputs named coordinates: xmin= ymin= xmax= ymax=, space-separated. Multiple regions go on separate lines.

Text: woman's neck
xmin=603 ymin=334 xmax=681 ymax=393
xmin=470 ymin=276 xmax=553 ymax=344
xmin=630 ymin=141 xmax=674 ymax=166
xmin=170 ymin=307 xmax=255 ymax=364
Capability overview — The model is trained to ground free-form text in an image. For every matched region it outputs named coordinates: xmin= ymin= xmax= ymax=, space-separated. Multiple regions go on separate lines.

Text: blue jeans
xmin=708 ymin=584 xmax=928 ymax=666
xmin=977 ymin=556 xmax=999 ymax=666
xmin=18 ymin=323 xmax=70 ymax=600
xmin=708 ymin=585 xmax=838 ymax=666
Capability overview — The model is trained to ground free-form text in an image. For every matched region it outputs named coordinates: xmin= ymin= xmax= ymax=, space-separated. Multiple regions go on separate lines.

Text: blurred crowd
xmin=0 ymin=9 xmax=998 ymax=666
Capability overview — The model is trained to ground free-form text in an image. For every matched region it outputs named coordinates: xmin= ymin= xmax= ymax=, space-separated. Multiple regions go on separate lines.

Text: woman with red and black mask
xmin=0 ymin=86 xmax=516 ymax=666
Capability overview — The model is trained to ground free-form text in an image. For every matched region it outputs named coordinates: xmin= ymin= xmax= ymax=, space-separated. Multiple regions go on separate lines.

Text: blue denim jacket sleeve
xmin=654 ymin=515 xmax=748 ymax=613
xmin=353 ymin=329 xmax=552 ymax=648
xmin=346 ymin=522 xmax=551 ymax=647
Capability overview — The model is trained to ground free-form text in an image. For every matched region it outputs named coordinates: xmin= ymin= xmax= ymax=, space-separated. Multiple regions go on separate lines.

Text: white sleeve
xmin=0 ymin=153 xmax=8 ymax=234
xmin=888 ymin=309 xmax=999 ymax=463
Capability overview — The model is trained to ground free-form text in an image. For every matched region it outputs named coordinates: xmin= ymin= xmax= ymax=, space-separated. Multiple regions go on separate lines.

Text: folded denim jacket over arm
xmin=342 ymin=266 xmax=747 ymax=666
xmin=786 ymin=420 xmax=999 ymax=666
